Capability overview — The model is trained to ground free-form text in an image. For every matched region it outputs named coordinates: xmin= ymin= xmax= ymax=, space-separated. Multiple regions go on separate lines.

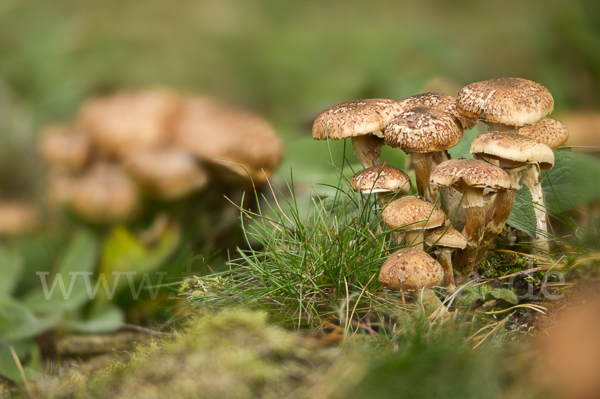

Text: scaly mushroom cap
xmin=70 ymin=163 xmax=140 ymax=224
xmin=518 ymin=117 xmax=569 ymax=149
xmin=77 ymin=90 xmax=182 ymax=156
xmin=39 ymin=124 xmax=91 ymax=171
xmin=425 ymin=225 xmax=467 ymax=249
xmin=429 ymin=158 xmax=511 ymax=192
xmin=457 ymin=77 xmax=554 ymax=126
xmin=470 ymin=132 xmax=555 ymax=170
xmin=173 ymin=97 xmax=284 ymax=182
xmin=379 ymin=247 xmax=444 ymax=291
xmin=350 ymin=165 xmax=411 ymax=194
xmin=382 ymin=195 xmax=445 ymax=231
xmin=122 ymin=148 xmax=209 ymax=200
xmin=383 ymin=107 xmax=463 ymax=152
xmin=312 ymin=99 xmax=404 ymax=140
xmin=396 ymin=92 xmax=477 ymax=131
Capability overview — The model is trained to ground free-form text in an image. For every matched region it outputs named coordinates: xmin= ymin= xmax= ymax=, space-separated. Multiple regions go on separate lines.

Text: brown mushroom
xmin=384 ymin=107 xmax=464 ymax=201
xmin=430 ymin=158 xmax=511 ymax=277
xmin=379 ymin=247 xmax=445 ymax=312
xmin=457 ymin=77 xmax=554 ymax=133
xmin=173 ymin=97 xmax=284 ymax=183
xmin=424 ymin=225 xmax=467 ymax=291
xmin=312 ymin=99 xmax=405 ymax=169
xmin=39 ymin=124 xmax=91 ymax=171
xmin=122 ymin=148 xmax=209 ymax=200
xmin=350 ymin=165 xmax=411 ymax=208
xmin=381 ymin=195 xmax=446 ymax=249
xmin=471 ymin=132 xmax=555 ymax=254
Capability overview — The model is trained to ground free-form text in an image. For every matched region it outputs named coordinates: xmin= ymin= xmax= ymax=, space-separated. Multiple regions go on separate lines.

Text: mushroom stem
xmin=405 ymin=230 xmax=424 ymax=250
xmin=436 ymin=248 xmax=456 ymax=291
xmin=521 ymin=164 xmax=550 ymax=255
xmin=413 ymin=152 xmax=439 ymax=201
xmin=475 ymin=188 xmax=516 ymax=266
xmin=410 ymin=288 xmax=445 ymax=314
xmin=454 ymin=187 xmax=486 ymax=278
xmin=351 ymin=135 xmax=383 ymax=169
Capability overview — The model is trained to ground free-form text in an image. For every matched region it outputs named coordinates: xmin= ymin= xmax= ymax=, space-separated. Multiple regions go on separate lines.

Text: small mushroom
xmin=69 ymin=163 xmax=141 ymax=224
xmin=457 ymin=77 xmax=554 ymax=133
xmin=77 ymin=90 xmax=182 ymax=157
xmin=173 ymin=97 xmax=284 ymax=183
xmin=312 ymin=99 xmax=405 ymax=169
xmin=379 ymin=247 xmax=445 ymax=312
xmin=122 ymin=148 xmax=209 ymax=200
xmin=471 ymin=132 xmax=555 ymax=255
xmin=350 ymin=165 xmax=411 ymax=208
xmin=381 ymin=195 xmax=446 ymax=249
xmin=384 ymin=107 xmax=464 ymax=201
xmin=430 ymin=159 xmax=511 ymax=277
xmin=39 ymin=124 xmax=91 ymax=171
xmin=396 ymin=92 xmax=478 ymax=131
xmin=424 ymin=225 xmax=467 ymax=291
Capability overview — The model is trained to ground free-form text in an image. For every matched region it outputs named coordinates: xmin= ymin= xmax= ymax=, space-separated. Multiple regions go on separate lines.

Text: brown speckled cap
xmin=312 ymin=99 xmax=404 ymax=140
xmin=173 ymin=97 xmax=284 ymax=182
xmin=518 ymin=118 xmax=568 ymax=149
xmin=70 ymin=163 xmax=140 ymax=224
xmin=383 ymin=107 xmax=463 ymax=152
xmin=470 ymin=132 xmax=555 ymax=170
xmin=424 ymin=225 xmax=467 ymax=249
xmin=39 ymin=124 xmax=91 ymax=171
xmin=350 ymin=165 xmax=411 ymax=194
xmin=382 ymin=195 xmax=445 ymax=231
xmin=457 ymin=77 xmax=554 ymax=126
xmin=379 ymin=247 xmax=443 ymax=291
xmin=77 ymin=90 xmax=182 ymax=156
xmin=123 ymin=148 xmax=208 ymax=200
xmin=429 ymin=158 xmax=511 ymax=191
xmin=397 ymin=92 xmax=477 ymax=131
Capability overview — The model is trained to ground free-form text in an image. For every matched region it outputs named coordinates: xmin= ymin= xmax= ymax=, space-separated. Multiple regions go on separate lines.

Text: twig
xmin=472 ymin=266 xmax=551 ymax=287
xmin=9 ymin=346 xmax=36 ymax=399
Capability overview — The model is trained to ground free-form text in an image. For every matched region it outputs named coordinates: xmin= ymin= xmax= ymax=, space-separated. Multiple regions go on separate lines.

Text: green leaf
xmin=543 ymin=151 xmax=600 ymax=213
xmin=0 ymin=248 xmax=23 ymax=298
xmin=98 ymin=225 xmax=179 ymax=296
xmin=0 ymin=297 xmax=62 ymax=339
xmin=22 ymin=229 xmax=99 ymax=313
xmin=0 ymin=339 xmax=42 ymax=383
xmin=456 ymin=286 xmax=487 ymax=307
xmin=68 ymin=305 xmax=124 ymax=334
xmin=506 ymin=187 xmax=537 ymax=238
xmin=489 ymin=288 xmax=519 ymax=305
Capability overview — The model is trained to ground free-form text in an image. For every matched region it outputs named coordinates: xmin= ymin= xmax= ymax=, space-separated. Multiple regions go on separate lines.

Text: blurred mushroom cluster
xmin=39 ymin=90 xmax=284 ymax=224
xmin=312 ymin=77 xmax=569 ymax=310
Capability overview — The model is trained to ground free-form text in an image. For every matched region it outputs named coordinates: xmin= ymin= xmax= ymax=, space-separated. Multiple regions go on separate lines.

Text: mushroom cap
xmin=382 ymin=195 xmax=446 ymax=231
xmin=0 ymin=202 xmax=38 ymax=236
xmin=379 ymin=247 xmax=444 ymax=291
xmin=424 ymin=225 xmax=467 ymax=249
xmin=312 ymin=99 xmax=405 ymax=140
xmin=397 ymin=92 xmax=478 ymax=131
xmin=39 ymin=124 xmax=91 ymax=171
xmin=77 ymin=90 xmax=182 ymax=156
xmin=517 ymin=117 xmax=569 ymax=149
xmin=173 ymin=97 xmax=284 ymax=183
xmin=122 ymin=148 xmax=209 ymax=200
xmin=562 ymin=111 xmax=600 ymax=150
xmin=470 ymin=132 xmax=555 ymax=170
xmin=429 ymin=158 xmax=511 ymax=191
xmin=350 ymin=165 xmax=411 ymax=194
xmin=457 ymin=77 xmax=554 ymax=126
xmin=383 ymin=107 xmax=463 ymax=152
xmin=70 ymin=163 xmax=140 ymax=224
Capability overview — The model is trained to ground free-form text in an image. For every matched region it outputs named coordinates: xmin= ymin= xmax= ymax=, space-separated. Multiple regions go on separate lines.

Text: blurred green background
xmin=2 ymin=0 xmax=600 ymax=195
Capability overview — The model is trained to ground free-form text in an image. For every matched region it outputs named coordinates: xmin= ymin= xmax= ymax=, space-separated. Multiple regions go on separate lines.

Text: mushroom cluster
xmin=40 ymin=90 xmax=284 ymax=224
xmin=312 ymin=77 xmax=568 ymax=308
